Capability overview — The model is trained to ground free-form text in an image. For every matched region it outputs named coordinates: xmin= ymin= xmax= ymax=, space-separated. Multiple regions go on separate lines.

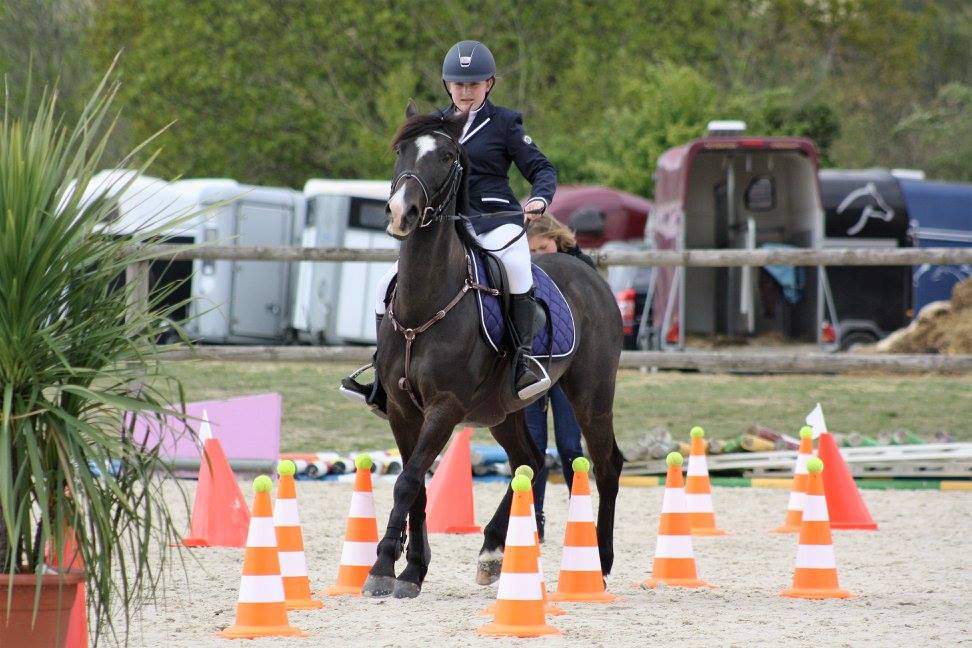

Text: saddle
xmin=467 ymin=247 xmax=576 ymax=359
xmin=382 ymin=246 xmax=576 ymax=360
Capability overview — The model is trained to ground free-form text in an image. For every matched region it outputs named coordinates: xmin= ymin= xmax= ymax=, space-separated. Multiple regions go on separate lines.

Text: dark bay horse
xmin=361 ymin=103 xmax=623 ymax=598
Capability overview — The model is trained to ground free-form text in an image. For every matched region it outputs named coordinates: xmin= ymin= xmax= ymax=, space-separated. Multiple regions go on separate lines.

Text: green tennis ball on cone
xmin=511 ymin=474 xmax=532 ymax=492
xmin=253 ymin=475 xmax=273 ymax=493
xmin=572 ymin=456 xmax=591 ymax=473
xmin=514 ymin=465 xmax=535 ymax=480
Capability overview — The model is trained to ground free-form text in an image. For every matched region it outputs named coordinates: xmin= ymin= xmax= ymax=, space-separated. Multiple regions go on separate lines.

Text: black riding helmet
xmin=441 ymin=40 xmax=496 ymax=96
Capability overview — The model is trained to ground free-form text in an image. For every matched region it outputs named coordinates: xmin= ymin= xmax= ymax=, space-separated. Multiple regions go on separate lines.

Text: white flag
xmin=805 ymin=403 xmax=827 ymax=439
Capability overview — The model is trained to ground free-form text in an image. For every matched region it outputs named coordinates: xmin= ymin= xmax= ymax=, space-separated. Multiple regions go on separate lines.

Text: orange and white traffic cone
xmin=479 ymin=474 xmax=560 ymax=637
xmin=780 ymin=457 xmax=853 ymax=599
xmin=550 ymin=458 xmax=618 ymax=603
xmin=482 ymin=466 xmax=565 ymax=617
xmin=642 ymin=452 xmax=715 ymax=589
xmin=274 ymin=460 xmax=323 ymax=610
xmin=325 ymin=454 xmax=379 ymax=596
xmin=218 ymin=476 xmax=306 ymax=639
xmin=772 ymin=426 xmax=814 ymax=533
xmin=685 ymin=426 xmax=726 ymax=536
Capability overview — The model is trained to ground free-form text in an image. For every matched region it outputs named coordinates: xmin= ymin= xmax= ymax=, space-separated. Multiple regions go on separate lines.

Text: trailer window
xmin=350 ymin=198 xmax=388 ymax=231
xmin=744 ymin=176 xmax=776 ymax=212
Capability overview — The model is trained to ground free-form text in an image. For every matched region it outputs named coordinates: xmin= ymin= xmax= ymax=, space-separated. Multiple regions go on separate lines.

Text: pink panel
xmin=131 ymin=393 xmax=281 ymax=461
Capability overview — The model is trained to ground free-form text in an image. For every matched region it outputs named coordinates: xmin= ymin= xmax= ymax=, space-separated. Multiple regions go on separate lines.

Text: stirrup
xmin=516 ymin=356 xmax=551 ymax=400
xmin=339 ymin=362 xmax=374 ymax=404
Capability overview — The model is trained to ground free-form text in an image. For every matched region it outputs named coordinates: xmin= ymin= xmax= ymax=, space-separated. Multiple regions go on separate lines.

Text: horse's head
xmin=386 ymin=101 xmax=466 ymax=240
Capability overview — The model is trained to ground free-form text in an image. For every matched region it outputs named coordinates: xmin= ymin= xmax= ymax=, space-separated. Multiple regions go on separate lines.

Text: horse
xmin=361 ymin=102 xmax=623 ymax=599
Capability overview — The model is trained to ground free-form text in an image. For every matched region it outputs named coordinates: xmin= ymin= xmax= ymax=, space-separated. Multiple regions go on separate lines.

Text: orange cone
xmin=325 ymin=454 xmax=379 ymax=596
xmin=182 ymin=412 xmax=250 ymax=548
xmin=274 ymin=461 xmax=323 ymax=610
xmin=817 ymin=432 xmax=878 ymax=530
xmin=642 ymin=453 xmax=715 ymax=589
xmin=781 ymin=457 xmax=853 ymax=599
xmin=482 ymin=466 xmax=565 ymax=617
xmin=685 ymin=426 xmax=726 ymax=536
xmin=426 ymin=427 xmax=481 ymax=533
xmin=772 ymin=426 xmax=814 ymax=533
xmin=218 ymin=476 xmax=306 ymax=639
xmin=550 ymin=458 xmax=618 ymax=603
xmin=479 ymin=474 xmax=560 ymax=637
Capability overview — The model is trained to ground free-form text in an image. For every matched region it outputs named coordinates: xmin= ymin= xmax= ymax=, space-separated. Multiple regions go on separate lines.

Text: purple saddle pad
xmin=468 ymin=249 xmax=576 ymax=358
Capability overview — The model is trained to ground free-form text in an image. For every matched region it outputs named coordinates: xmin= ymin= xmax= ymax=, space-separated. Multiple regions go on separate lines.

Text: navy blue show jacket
xmin=439 ymin=100 xmax=557 ymax=234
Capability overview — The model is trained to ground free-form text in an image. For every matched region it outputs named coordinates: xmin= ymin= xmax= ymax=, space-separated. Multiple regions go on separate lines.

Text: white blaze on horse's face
xmin=387 ymin=183 xmax=409 ymax=238
xmin=414 ymin=135 xmax=437 ymax=161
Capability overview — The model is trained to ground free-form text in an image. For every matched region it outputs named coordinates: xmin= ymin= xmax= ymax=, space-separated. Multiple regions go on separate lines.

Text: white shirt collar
xmin=459 ymin=103 xmax=483 ymax=140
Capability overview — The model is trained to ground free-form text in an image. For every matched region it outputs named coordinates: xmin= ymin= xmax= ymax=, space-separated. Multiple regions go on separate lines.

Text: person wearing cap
xmin=342 ymin=39 xmax=557 ymax=414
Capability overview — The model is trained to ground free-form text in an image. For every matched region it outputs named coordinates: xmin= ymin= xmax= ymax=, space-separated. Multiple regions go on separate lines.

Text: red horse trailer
xmin=647 ymin=122 xmax=834 ymax=350
xmin=546 ymin=185 xmax=652 ymax=248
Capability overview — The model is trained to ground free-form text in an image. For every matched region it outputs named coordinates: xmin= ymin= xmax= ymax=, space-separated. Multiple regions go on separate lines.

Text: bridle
xmin=385 ymin=129 xmax=500 ymax=410
xmin=390 ymin=130 xmax=464 ymax=228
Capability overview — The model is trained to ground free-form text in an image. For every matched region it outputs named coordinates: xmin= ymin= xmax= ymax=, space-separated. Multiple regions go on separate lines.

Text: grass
xmin=159 ymin=360 xmax=972 ymax=454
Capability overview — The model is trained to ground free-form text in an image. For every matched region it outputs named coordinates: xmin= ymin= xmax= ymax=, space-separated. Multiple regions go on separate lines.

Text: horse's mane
xmin=391 ymin=110 xmax=465 ymax=150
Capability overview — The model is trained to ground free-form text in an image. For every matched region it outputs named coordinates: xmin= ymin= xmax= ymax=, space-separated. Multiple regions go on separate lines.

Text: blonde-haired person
xmin=524 ymin=213 xmax=593 ymax=540
xmin=527 ymin=213 xmax=595 ymax=266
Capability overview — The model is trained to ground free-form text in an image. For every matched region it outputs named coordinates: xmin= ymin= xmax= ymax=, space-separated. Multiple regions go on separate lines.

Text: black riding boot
xmin=340 ymin=314 xmax=388 ymax=418
xmin=510 ymin=290 xmax=550 ymax=400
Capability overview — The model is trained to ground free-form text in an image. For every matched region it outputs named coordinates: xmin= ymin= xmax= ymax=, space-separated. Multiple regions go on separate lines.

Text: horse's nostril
xmin=406 ymin=204 xmax=419 ymax=219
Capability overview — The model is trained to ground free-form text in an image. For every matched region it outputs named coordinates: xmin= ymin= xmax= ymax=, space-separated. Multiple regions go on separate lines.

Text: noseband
xmin=390 ymin=130 xmax=464 ymax=228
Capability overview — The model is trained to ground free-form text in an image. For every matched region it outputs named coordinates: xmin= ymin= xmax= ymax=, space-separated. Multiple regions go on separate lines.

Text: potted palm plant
xmin=0 ymin=71 xmax=192 ymax=646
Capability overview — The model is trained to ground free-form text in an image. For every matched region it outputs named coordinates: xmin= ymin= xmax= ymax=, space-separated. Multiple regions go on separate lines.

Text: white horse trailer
xmin=82 ymin=170 xmax=304 ymax=344
xmin=293 ymin=180 xmax=397 ymax=344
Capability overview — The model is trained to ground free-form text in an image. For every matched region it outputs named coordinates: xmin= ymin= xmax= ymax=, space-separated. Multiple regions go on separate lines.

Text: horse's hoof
xmin=361 ymin=575 xmax=397 ymax=598
xmin=392 ymin=579 xmax=422 ymax=599
xmin=476 ymin=549 xmax=504 ymax=586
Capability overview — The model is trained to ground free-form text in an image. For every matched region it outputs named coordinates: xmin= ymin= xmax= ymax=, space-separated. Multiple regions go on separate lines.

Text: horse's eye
xmin=394 ymin=145 xmax=401 ymax=156
xmin=441 ymin=151 xmax=454 ymax=162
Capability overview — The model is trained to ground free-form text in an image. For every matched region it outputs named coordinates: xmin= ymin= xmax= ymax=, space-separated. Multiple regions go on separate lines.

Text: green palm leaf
xmin=1 ymin=61 xmax=196 ymax=643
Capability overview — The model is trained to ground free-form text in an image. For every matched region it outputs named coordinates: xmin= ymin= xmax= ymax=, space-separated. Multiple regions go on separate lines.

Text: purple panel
xmin=131 ymin=393 xmax=281 ymax=462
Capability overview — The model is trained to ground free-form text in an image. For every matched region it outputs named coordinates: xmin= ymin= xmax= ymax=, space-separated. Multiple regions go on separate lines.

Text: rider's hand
xmin=524 ymin=199 xmax=546 ymax=222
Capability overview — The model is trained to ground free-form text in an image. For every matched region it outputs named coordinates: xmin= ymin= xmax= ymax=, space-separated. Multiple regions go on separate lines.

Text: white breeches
xmin=375 ymin=223 xmax=533 ymax=314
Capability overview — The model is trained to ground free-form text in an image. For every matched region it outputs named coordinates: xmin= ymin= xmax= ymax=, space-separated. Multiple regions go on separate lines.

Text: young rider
xmin=342 ymin=40 xmax=558 ymax=414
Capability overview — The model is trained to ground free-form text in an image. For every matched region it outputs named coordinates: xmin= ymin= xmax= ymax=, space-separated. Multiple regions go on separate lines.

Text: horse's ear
xmin=405 ymin=99 xmax=419 ymax=119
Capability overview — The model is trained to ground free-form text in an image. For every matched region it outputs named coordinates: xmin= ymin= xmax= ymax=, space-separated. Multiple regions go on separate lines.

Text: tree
xmin=893 ymin=83 xmax=972 ymax=182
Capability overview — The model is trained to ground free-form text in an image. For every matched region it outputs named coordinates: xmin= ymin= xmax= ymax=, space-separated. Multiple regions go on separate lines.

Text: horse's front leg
xmin=392 ymin=484 xmax=431 ymax=598
xmin=362 ymin=404 xmax=460 ymax=598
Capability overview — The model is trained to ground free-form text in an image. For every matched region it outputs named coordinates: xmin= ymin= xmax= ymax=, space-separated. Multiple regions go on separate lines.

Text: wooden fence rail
xmin=158 ymin=346 xmax=972 ymax=374
xmin=140 ymin=244 xmax=972 ymax=268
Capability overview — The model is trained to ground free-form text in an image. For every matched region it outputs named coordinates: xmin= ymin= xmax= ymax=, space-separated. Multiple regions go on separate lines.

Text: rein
xmin=387 ymin=255 xmax=498 ymax=410
xmin=386 ymin=127 xmax=539 ymax=409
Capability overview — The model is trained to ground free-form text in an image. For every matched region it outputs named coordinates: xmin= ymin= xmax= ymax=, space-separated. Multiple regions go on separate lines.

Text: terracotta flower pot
xmin=0 ymin=572 xmax=84 ymax=648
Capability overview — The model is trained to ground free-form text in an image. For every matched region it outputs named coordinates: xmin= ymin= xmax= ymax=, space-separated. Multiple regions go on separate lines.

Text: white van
xmin=81 ymin=170 xmax=304 ymax=343
xmin=292 ymin=180 xmax=397 ymax=344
